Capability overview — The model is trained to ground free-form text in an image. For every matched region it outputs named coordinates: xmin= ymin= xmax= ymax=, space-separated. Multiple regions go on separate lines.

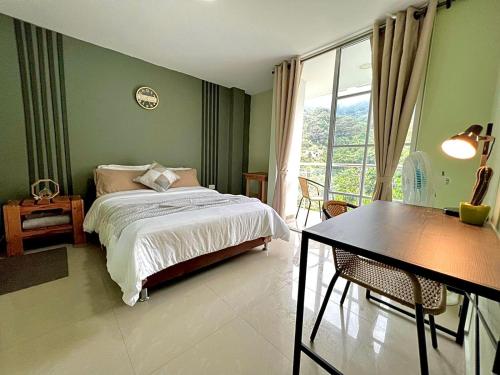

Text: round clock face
xmin=135 ymin=87 xmax=159 ymax=110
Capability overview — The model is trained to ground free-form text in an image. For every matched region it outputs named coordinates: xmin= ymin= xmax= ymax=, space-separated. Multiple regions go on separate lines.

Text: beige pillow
xmin=169 ymin=168 xmax=201 ymax=188
xmin=133 ymin=162 xmax=180 ymax=192
xmin=95 ymin=168 xmax=149 ymax=197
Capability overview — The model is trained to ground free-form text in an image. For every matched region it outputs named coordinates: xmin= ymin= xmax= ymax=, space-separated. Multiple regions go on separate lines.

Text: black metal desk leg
xmin=475 ymin=294 xmax=480 ymax=375
xmin=293 ymin=234 xmax=310 ymax=375
xmin=456 ymin=293 xmax=469 ymax=345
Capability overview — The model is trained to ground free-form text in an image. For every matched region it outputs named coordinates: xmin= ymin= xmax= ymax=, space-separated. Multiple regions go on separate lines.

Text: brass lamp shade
xmin=441 ymin=125 xmax=483 ymax=159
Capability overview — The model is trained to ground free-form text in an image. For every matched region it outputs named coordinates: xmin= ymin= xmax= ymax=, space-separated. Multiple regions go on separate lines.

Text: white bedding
xmin=83 ymin=187 xmax=290 ymax=305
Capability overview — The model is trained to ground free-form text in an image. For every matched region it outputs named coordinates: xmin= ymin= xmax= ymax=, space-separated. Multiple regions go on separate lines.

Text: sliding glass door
xmin=325 ymin=39 xmax=373 ymax=206
xmin=297 ymin=37 xmax=412 ymax=211
xmin=298 ymin=50 xmax=337 ymax=190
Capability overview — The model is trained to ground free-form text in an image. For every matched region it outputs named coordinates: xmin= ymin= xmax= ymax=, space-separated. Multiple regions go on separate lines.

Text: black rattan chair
xmin=311 ymin=200 xmax=446 ymax=375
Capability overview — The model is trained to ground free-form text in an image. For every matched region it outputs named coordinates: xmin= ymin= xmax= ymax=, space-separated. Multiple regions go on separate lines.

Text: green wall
xmin=248 ymin=90 xmax=272 ymax=173
xmin=0 ymin=14 xmax=29 ymax=207
xmin=487 ymin=70 xmax=500 ymax=232
xmin=0 ymin=13 xmax=251 ymax=240
xmin=416 ymin=0 xmax=500 ymax=209
xmin=63 ymin=36 xmax=203 ymax=195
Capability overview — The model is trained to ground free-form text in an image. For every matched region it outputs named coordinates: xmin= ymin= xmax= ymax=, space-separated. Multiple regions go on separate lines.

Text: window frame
xmin=323 ymin=41 xmax=374 ymax=206
xmin=302 ymin=35 xmax=420 ymax=207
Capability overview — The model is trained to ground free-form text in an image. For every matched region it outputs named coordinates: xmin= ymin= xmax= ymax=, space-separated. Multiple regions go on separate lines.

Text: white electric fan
xmin=402 ymin=151 xmax=459 ymax=305
xmin=402 ymin=151 xmax=434 ymax=207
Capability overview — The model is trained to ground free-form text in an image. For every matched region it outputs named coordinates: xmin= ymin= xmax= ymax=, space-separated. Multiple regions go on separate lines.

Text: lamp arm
xmin=479 ymin=123 xmax=494 ymax=167
xmin=470 ymin=123 xmax=495 ymax=205
xmin=479 ymin=139 xmax=491 ymax=167
xmin=486 ymin=137 xmax=496 ymax=160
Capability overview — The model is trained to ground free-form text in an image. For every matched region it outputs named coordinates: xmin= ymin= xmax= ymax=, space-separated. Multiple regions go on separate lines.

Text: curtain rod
xmin=282 ymin=0 xmax=454 ymax=67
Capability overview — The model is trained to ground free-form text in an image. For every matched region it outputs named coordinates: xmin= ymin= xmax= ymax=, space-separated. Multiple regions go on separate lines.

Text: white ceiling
xmin=0 ymin=0 xmax=420 ymax=94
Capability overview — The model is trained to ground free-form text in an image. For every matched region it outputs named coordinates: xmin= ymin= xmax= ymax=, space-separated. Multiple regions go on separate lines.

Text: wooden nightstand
xmin=2 ymin=195 xmax=86 ymax=256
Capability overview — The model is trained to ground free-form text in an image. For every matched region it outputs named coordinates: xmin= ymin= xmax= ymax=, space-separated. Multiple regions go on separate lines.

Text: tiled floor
xmin=0 ymin=233 xmax=469 ymax=375
xmin=288 ymin=207 xmax=323 ymax=233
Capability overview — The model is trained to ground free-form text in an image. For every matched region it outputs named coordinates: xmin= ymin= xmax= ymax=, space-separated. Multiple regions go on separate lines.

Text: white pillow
xmin=133 ymin=162 xmax=180 ymax=192
xmin=97 ymin=164 xmax=151 ymax=170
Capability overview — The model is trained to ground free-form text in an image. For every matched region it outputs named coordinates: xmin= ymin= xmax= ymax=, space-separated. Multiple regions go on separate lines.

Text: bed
xmin=83 ymin=186 xmax=290 ymax=305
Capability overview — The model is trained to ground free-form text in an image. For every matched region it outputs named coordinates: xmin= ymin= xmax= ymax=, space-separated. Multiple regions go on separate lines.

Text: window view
xmin=297 ymin=38 xmax=413 ymax=211
xmin=328 ymin=39 xmax=373 ymax=206
xmin=299 ymin=50 xmax=336 ymax=189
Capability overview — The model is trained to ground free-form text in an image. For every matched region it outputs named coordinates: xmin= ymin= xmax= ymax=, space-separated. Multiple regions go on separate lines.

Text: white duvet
xmin=83 ymin=187 xmax=290 ymax=305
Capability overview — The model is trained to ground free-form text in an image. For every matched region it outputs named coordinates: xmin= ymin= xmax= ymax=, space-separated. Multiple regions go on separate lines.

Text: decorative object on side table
xmin=31 ymin=178 xmax=59 ymax=204
xmin=441 ymin=123 xmax=495 ymax=226
xmin=2 ymin=195 xmax=86 ymax=256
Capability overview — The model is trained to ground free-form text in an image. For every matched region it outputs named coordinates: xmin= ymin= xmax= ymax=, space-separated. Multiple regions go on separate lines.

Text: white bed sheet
xmin=83 ymin=187 xmax=290 ymax=305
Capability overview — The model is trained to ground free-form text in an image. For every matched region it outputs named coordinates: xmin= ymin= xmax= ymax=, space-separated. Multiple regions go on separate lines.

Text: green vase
xmin=459 ymin=202 xmax=490 ymax=226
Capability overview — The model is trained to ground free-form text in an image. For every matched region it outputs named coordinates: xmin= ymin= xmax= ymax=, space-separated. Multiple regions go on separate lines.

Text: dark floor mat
xmin=0 ymin=247 xmax=68 ymax=295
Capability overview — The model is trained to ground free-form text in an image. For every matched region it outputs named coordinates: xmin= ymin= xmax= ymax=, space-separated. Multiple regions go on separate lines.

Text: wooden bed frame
xmin=137 ymin=236 xmax=271 ymax=301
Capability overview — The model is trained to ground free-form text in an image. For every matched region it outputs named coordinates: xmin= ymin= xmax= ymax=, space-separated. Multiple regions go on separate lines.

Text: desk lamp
xmin=441 ymin=123 xmax=495 ymax=225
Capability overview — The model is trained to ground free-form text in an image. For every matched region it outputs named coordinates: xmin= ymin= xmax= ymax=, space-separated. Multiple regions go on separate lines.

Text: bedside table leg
xmin=3 ymin=204 xmax=23 ymax=256
xmin=71 ymin=198 xmax=86 ymax=245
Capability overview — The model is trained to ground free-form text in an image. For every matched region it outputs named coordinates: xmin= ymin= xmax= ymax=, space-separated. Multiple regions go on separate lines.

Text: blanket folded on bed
xmin=95 ymin=193 xmax=259 ymax=245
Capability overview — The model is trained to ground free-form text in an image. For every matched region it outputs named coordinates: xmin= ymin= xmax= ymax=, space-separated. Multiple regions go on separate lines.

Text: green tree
xmin=299 ymin=96 xmax=408 ymax=206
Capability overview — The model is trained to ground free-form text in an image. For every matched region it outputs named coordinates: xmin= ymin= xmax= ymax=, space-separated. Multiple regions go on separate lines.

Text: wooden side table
xmin=243 ymin=172 xmax=268 ymax=203
xmin=3 ymin=195 xmax=86 ymax=256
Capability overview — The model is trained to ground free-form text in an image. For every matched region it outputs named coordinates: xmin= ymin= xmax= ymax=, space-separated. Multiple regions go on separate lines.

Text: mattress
xmin=83 ymin=187 xmax=290 ymax=305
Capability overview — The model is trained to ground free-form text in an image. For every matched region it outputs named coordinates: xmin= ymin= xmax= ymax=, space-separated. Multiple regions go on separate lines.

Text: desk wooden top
xmin=304 ymin=201 xmax=500 ymax=301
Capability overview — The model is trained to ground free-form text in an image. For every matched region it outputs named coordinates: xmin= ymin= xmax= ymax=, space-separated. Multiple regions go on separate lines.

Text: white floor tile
xmin=0 ymin=232 xmax=468 ymax=374
xmin=151 ymin=318 xmax=291 ymax=375
xmin=0 ymin=312 xmax=134 ymax=375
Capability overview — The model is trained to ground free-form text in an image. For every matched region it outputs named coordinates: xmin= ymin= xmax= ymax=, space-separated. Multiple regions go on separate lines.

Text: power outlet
xmin=208 ymin=184 xmax=216 ymax=190
xmin=441 ymin=171 xmax=450 ymax=185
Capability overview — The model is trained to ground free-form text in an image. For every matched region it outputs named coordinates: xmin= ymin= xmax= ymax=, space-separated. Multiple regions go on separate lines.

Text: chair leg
xmin=415 ymin=303 xmax=429 ymax=375
xmin=429 ymin=315 xmax=438 ymax=349
xmin=340 ymin=281 xmax=351 ymax=306
xmin=310 ymin=271 xmax=341 ymax=342
xmin=296 ymin=197 xmax=304 ymax=219
xmin=318 ymin=201 xmax=322 ymax=218
xmin=304 ymin=200 xmax=311 ymax=226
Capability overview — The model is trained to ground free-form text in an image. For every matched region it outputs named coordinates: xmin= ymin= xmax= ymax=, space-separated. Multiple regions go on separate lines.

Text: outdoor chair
xmin=296 ymin=177 xmax=324 ymax=226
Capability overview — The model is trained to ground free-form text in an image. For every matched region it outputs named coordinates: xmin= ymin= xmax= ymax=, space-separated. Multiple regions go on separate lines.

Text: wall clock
xmin=135 ymin=86 xmax=159 ymax=110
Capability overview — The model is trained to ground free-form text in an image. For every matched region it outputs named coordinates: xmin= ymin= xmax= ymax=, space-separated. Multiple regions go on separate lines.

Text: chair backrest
xmin=323 ymin=200 xmax=350 ymax=218
xmin=298 ymin=177 xmax=311 ymax=199
xmin=323 ymin=200 xmax=358 ymax=271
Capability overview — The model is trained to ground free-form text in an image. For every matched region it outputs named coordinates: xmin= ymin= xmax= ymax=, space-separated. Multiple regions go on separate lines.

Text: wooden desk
xmin=243 ymin=172 xmax=268 ymax=203
xmin=292 ymin=201 xmax=500 ymax=375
